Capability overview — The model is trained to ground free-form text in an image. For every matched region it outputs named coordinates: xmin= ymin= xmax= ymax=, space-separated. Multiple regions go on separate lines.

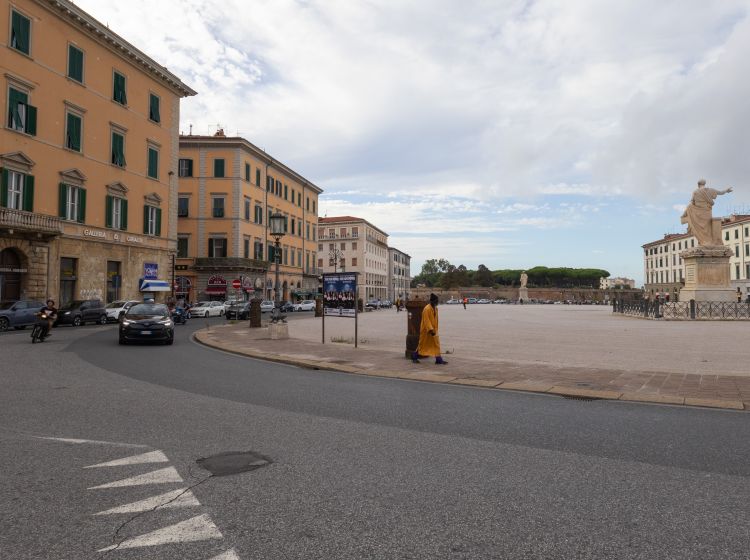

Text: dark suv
xmin=55 ymin=299 xmax=107 ymax=326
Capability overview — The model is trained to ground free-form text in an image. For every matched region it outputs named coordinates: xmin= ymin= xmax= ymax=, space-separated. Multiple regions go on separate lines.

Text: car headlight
xmin=158 ymin=319 xmax=173 ymax=326
xmin=63 ymin=311 xmax=71 ymax=315
xmin=121 ymin=319 xmax=133 ymax=326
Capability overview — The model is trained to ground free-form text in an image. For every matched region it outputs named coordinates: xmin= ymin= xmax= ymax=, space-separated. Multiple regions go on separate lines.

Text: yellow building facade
xmin=176 ymin=132 xmax=322 ymax=303
xmin=0 ymin=0 xmax=195 ymax=305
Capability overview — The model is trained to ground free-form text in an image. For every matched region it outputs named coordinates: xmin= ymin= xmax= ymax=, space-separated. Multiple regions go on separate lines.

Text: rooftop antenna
xmin=189 ymin=123 xmax=193 ymax=136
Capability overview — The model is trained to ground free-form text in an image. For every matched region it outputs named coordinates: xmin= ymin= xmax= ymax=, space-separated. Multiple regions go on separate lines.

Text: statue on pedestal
xmin=520 ymin=271 xmax=528 ymax=289
xmin=680 ymin=179 xmax=733 ymax=247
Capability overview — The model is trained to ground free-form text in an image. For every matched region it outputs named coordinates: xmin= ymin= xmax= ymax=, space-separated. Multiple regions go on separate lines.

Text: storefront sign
xmin=144 ymin=262 xmax=158 ymax=280
xmin=83 ymin=228 xmax=107 ymax=238
xmin=323 ymin=273 xmax=357 ymax=318
xmin=0 ymin=267 xmax=27 ymax=273
xmin=206 ymin=275 xmax=227 ymax=295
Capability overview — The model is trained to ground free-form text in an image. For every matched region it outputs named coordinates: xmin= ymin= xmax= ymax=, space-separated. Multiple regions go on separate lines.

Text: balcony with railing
xmin=0 ymin=208 xmax=62 ymax=236
xmin=194 ymin=257 xmax=269 ymax=271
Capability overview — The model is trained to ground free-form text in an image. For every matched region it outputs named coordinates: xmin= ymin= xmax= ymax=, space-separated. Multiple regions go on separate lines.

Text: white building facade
xmin=317 ymin=216 xmax=389 ymax=301
xmin=643 ymin=214 xmax=750 ymax=300
xmin=600 ymin=277 xmax=636 ymax=290
xmin=388 ymin=247 xmax=411 ymax=302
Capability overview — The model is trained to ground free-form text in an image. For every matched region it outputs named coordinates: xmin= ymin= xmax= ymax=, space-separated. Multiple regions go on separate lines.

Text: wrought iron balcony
xmin=0 ymin=208 xmax=62 ymax=236
xmin=194 ymin=257 xmax=269 ymax=271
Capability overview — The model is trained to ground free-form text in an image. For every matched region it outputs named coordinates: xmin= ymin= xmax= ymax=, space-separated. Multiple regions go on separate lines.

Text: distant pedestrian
xmin=412 ymin=293 xmax=448 ymax=365
xmin=462 ymin=297 xmax=467 ymax=310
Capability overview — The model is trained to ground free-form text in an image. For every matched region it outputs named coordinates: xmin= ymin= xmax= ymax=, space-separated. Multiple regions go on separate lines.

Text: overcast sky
xmin=77 ymin=0 xmax=750 ymax=283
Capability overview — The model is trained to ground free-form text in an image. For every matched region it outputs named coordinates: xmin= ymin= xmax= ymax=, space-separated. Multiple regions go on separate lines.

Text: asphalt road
xmin=1 ymin=316 xmax=748 ymax=559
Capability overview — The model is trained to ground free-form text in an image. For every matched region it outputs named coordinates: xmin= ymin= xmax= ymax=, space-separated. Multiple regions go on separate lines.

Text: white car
xmin=446 ymin=298 xmax=461 ymax=304
xmin=260 ymin=300 xmax=275 ymax=313
xmin=191 ymin=301 xmax=225 ymax=317
xmin=105 ymin=300 xmax=140 ymax=322
xmin=293 ymin=300 xmax=316 ymax=312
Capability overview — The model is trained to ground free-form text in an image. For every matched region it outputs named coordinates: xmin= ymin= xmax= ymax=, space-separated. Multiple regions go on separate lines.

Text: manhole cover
xmin=196 ymin=451 xmax=272 ymax=476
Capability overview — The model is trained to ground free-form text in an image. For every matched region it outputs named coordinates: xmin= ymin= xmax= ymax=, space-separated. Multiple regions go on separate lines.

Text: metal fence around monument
xmin=613 ymin=299 xmax=750 ymax=320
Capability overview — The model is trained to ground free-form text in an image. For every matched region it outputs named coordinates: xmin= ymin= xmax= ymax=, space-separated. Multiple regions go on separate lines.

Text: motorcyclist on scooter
xmin=38 ymin=299 xmax=58 ymax=340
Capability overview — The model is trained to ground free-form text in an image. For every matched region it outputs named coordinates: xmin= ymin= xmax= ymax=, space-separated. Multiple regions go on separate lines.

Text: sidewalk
xmin=194 ymin=318 xmax=750 ymax=412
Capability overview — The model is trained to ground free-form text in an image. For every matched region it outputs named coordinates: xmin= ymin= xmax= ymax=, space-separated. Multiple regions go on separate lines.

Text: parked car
xmin=446 ymin=298 xmax=461 ymax=305
xmin=225 ymin=301 xmax=252 ymax=320
xmin=477 ymin=298 xmax=491 ymax=304
xmin=467 ymin=298 xmax=478 ymax=304
xmin=0 ymin=300 xmax=45 ymax=331
xmin=380 ymin=300 xmax=392 ymax=308
xmin=119 ymin=303 xmax=174 ymax=345
xmin=190 ymin=301 xmax=225 ymax=317
xmin=260 ymin=300 xmax=275 ymax=313
xmin=294 ymin=300 xmax=316 ymax=312
xmin=366 ymin=299 xmax=382 ymax=309
xmin=280 ymin=301 xmax=295 ymax=313
xmin=492 ymin=299 xmax=506 ymax=304
xmin=55 ymin=300 xmax=107 ymax=326
xmin=105 ymin=300 xmax=140 ymax=322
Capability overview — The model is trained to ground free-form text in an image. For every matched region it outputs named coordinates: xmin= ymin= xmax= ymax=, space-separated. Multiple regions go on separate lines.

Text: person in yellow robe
xmin=412 ymin=293 xmax=448 ymax=364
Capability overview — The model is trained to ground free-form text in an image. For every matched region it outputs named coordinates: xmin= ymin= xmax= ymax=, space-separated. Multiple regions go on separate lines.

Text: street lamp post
xmin=269 ymin=212 xmax=286 ymax=323
xmin=329 ymin=247 xmax=343 ymax=273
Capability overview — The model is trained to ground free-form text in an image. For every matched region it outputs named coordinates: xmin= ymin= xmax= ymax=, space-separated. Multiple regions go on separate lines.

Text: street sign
xmin=232 ymin=279 xmax=242 ymax=289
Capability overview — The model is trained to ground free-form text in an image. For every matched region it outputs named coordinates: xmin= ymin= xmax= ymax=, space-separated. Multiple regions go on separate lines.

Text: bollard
xmin=690 ymin=299 xmax=696 ymax=320
xmin=248 ymin=298 xmax=262 ymax=328
xmin=405 ymin=299 xmax=426 ymax=359
xmin=314 ymin=297 xmax=323 ymax=318
xmin=358 ymin=298 xmax=364 ymax=312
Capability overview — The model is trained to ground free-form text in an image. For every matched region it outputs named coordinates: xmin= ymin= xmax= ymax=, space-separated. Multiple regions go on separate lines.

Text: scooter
xmin=171 ymin=306 xmax=188 ymax=325
xmin=31 ymin=311 xmax=50 ymax=343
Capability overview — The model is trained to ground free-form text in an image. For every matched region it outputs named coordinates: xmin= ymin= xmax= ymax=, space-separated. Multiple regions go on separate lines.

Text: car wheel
xmin=0 ymin=317 xmax=9 ymax=331
xmin=118 ymin=337 xmax=127 ymax=345
xmin=204 ymin=311 xmax=209 ymax=318
xmin=72 ymin=316 xmax=82 ymax=327
xmin=165 ymin=338 xmax=174 ymax=345
xmin=98 ymin=314 xmax=108 ymax=325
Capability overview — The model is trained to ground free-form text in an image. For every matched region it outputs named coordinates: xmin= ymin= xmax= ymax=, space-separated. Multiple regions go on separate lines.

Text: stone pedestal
xmin=518 ymin=287 xmax=529 ymax=303
xmin=679 ymin=246 xmax=736 ymax=302
xmin=405 ymin=299 xmax=426 ymax=358
xmin=268 ymin=322 xmax=289 ymax=340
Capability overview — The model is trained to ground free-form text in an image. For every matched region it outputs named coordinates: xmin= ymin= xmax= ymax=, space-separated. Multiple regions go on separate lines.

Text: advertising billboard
xmin=323 ymin=273 xmax=357 ymax=318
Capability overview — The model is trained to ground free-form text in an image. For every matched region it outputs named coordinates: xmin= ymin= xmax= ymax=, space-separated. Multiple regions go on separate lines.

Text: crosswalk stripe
xmin=84 ymin=450 xmax=169 ymax=469
xmin=88 ymin=466 xmax=183 ymax=489
xmin=97 ymin=514 xmax=223 ymax=551
xmin=34 ymin=436 xmax=149 ymax=448
xmin=208 ymin=549 xmax=241 ymax=560
xmin=94 ymin=488 xmax=200 ymax=515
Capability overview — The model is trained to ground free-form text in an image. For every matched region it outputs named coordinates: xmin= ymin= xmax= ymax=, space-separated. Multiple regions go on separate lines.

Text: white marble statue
xmin=680 ymin=179 xmax=733 ymax=247
xmin=520 ymin=271 xmax=528 ymax=289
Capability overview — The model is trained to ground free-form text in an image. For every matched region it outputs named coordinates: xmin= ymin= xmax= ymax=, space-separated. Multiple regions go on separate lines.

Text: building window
xmin=178 ymin=158 xmax=193 ymax=177
xmin=725 ymin=231 xmax=730 ymax=241
xmin=291 ymin=188 xmax=295 ymax=203
xmin=256 ymin=168 xmax=261 ymax=186
xmin=254 ymin=205 xmax=263 ymax=224
xmin=254 ymin=241 xmax=263 ymax=260
xmin=105 ymin=195 xmax=128 ymax=230
xmin=59 ymin=258 xmax=77 ymax=307
xmin=208 ymin=238 xmax=227 ymax=258
xmin=177 ymin=236 xmax=189 ymax=258
xmin=212 ymin=197 xmax=225 ymax=218
xmin=143 ymin=205 xmax=161 ymax=236
xmin=340 ymin=242 xmax=346 ymax=250
xmin=106 ymin=261 xmax=120 ymax=303
xmin=245 ymin=163 xmax=250 ymax=182
xmin=276 ymin=180 xmax=281 ymax=196
xmin=177 ymin=197 xmax=189 ymax=217
xmin=10 ymin=10 xmax=31 ymax=55
xmin=58 ymin=183 xmax=85 ymax=223
xmin=111 ymin=131 xmax=126 ymax=167
xmin=244 ymin=198 xmax=251 ymax=220
xmin=735 ymin=229 xmax=739 ymax=240
xmin=352 ymin=242 xmax=357 ymax=250
xmin=746 ymin=244 xmax=749 ymax=257
xmin=113 ymin=71 xmax=127 ymax=105
xmin=214 ymin=159 xmax=225 ymax=177
xmin=736 ymin=265 xmax=740 ymax=280
xmin=1 ymin=170 xmax=34 ymax=211
xmin=267 ymin=176 xmax=273 ymax=192
xmin=306 ymin=197 xmax=309 ymax=211
xmin=67 ymin=45 xmax=84 ymax=83
xmin=65 ymin=112 xmax=82 ymax=152
xmin=149 ymin=93 xmax=160 ymax=123
xmin=243 ymin=238 xmax=250 ymax=259
xmin=297 ymin=192 xmax=302 ymax=206
xmin=147 ymin=147 xmax=159 ymax=179
xmin=313 ymin=200 xmax=316 ymax=213
xmin=353 ymin=227 xmax=359 ymax=237
xmin=318 ymin=258 xmax=323 ymax=268
xmin=284 ymin=184 xmax=288 ymax=199
xmin=7 ymin=87 xmax=36 ymax=135
xmin=735 ymin=245 xmax=740 ymax=258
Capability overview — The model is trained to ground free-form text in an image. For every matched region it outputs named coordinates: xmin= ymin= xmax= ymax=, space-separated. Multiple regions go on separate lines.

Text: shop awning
xmin=140 ymin=279 xmax=171 ymax=292
xmin=205 ymin=286 xmax=227 ymax=295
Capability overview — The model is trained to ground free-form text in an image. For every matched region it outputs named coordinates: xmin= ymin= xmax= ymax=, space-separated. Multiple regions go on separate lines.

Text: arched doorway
xmin=0 ymin=248 xmax=23 ymax=301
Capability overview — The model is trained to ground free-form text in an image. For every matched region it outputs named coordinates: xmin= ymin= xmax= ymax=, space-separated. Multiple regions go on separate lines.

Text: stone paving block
xmin=683 ymin=397 xmax=745 ymax=410
xmin=498 ymin=381 xmax=555 ymax=392
xmin=448 ymin=378 xmax=504 ymax=388
xmin=548 ymin=386 xmax=623 ymax=400
xmin=619 ymin=392 xmax=685 ymax=406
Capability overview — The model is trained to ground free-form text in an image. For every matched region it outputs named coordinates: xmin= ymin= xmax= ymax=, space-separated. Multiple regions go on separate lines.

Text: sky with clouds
xmin=77 ymin=0 xmax=750 ymax=284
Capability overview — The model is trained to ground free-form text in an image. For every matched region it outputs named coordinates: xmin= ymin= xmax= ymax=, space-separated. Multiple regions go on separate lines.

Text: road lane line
xmin=84 ymin=450 xmax=169 ymax=468
xmin=208 ymin=549 xmax=241 ymax=559
xmin=88 ymin=466 xmax=183 ymax=489
xmin=97 ymin=514 xmax=223 ymax=551
xmin=94 ymin=488 xmax=200 ymax=515
xmin=33 ymin=436 xmax=149 ymax=448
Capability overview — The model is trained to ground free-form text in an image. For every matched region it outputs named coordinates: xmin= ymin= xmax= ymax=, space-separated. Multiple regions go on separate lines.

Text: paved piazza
xmin=290 ymin=305 xmax=750 ymax=377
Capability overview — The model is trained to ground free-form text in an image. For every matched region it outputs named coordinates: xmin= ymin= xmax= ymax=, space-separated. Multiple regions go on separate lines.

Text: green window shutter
xmin=256 ymin=169 xmax=260 ymax=185
xmin=58 ymin=183 xmax=68 ymax=217
xmin=105 ymin=195 xmax=113 ymax=228
xmin=23 ymin=174 xmax=34 ymax=212
xmin=8 ymin=88 xmax=28 ymax=129
xmin=149 ymin=94 xmax=160 ymax=122
xmin=68 ymin=46 xmax=83 ymax=82
xmin=121 ymin=199 xmax=128 ymax=230
xmin=208 ymin=238 xmax=215 ymax=256
xmin=148 ymin=148 xmax=158 ymax=178
xmin=187 ymin=159 xmax=193 ymax=177
xmin=11 ymin=11 xmax=30 ymax=54
xmin=67 ymin=113 xmax=81 ymax=151
xmin=143 ymin=205 xmax=149 ymax=234
xmin=25 ymin=104 xmax=37 ymax=136
xmin=77 ymin=188 xmax=86 ymax=223
xmin=155 ymin=208 xmax=162 ymax=236
xmin=214 ymin=159 xmax=224 ymax=177
xmin=0 ymin=169 xmax=8 ymax=207
xmin=245 ymin=163 xmax=250 ymax=181
xmin=112 ymin=133 xmax=126 ymax=166
xmin=113 ymin=73 xmax=127 ymax=104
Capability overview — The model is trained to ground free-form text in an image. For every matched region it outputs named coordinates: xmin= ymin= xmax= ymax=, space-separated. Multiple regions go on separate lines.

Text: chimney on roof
xmin=214 ymin=128 xmax=226 ymax=137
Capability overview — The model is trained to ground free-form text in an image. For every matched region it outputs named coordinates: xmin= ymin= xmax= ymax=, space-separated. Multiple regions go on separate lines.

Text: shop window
xmin=106 ymin=261 xmax=121 ymax=303
xmin=59 ymin=258 xmax=77 ymax=307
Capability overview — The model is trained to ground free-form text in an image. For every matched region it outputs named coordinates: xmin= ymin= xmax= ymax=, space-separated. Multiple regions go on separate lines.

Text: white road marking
xmin=97 ymin=514 xmax=223 ymax=551
xmin=94 ymin=488 xmax=200 ymax=515
xmin=84 ymin=450 xmax=169 ymax=468
xmin=33 ymin=436 xmax=149 ymax=448
xmin=88 ymin=466 xmax=183 ymax=489
xmin=208 ymin=549 xmax=241 ymax=560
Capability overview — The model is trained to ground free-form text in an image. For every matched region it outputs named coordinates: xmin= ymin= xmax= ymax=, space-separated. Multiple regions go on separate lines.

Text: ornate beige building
xmin=388 ymin=247 xmax=411 ymax=302
xmin=1 ymin=0 xmax=195 ymax=304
